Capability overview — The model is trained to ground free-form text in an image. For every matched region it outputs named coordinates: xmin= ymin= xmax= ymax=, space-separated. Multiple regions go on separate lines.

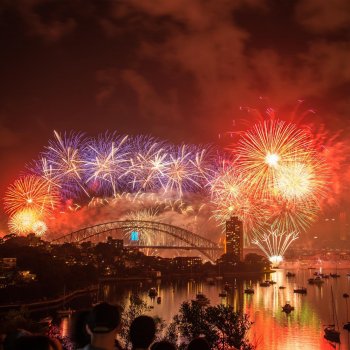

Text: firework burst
xmin=4 ymin=175 xmax=59 ymax=217
xmin=251 ymin=229 xmax=299 ymax=265
xmin=32 ymin=220 xmax=48 ymax=236
xmin=8 ymin=208 xmax=40 ymax=235
xmin=129 ymin=136 xmax=168 ymax=192
xmin=83 ymin=132 xmax=130 ymax=196
xmin=236 ymin=119 xmax=313 ymax=197
xmin=43 ymin=131 xmax=88 ymax=198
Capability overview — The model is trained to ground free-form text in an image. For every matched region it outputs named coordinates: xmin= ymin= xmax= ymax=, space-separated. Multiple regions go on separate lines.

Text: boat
xmin=157 ymin=296 xmax=161 ymax=304
xmin=194 ymin=293 xmax=210 ymax=306
xmin=259 ymin=281 xmax=270 ymax=287
xmin=219 ymin=290 xmax=228 ymax=297
xmin=279 ymin=286 xmax=286 ymax=289
xmin=347 ymin=273 xmax=350 ymax=277
xmin=206 ymin=277 xmax=215 ymax=285
xmin=324 ymin=325 xmax=340 ymax=342
xmin=282 ymin=302 xmax=294 ymax=313
xmin=330 ymin=273 xmax=340 ymax=278
xmin=215 ymin=276 xmax=224 ymax=280
xmin=324 ymin=286 xmax=340 ymax=343
xmin=308 ymin=276 xmax=324 ymax=285
xmin=344 ymin=322 xmax=350 ymax=331
xmin=294 ymin=287 xmax=307 ymax=294
xmin=148 ymin=288 xmax=158 ymax=298
xmin=267 ymin=280 xmax=277 ymax=284
xmin=322 ymin=274 xmax=330 ymax=279
xmin=224 ymin=283 xmax=231 ymax=291
xmin=286 ymin=272 xmax=296 ymax=277
xmin=244 ymin=288 xmax=254 ymax=294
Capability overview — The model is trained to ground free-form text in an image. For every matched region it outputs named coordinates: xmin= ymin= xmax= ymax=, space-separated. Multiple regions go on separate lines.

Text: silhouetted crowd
xmin=1 ymin=302 xmax=211 ymax=350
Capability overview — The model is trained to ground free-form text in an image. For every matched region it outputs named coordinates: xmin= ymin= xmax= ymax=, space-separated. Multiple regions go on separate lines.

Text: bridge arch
xmin=51 ymin=220 xmax=223 ymax=262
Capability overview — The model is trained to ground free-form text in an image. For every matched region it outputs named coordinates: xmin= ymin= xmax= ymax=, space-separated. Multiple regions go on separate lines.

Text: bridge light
xmin=131 ymin=231 xmax=139 ymax=241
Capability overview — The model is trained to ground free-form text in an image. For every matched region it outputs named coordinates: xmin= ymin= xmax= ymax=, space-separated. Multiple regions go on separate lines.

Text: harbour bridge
xmin=51 ymin=220 xmax=223 ymax=262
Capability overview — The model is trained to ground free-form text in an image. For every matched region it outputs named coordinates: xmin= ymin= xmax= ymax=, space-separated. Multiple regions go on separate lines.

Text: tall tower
xmin=225 ymin=216 xmax=243 ymax=261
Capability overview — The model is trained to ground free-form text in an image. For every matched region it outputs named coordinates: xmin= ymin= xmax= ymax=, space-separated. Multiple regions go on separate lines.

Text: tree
xmin=167 ymin=301 xmax=254 ymax=350
xmin=119 ymin=293 xmax=165 ymax=349
xmin=206 ymin=305 xmax=254 ymax=350
xmin=120 ymin=293 xmax=150 ymax=349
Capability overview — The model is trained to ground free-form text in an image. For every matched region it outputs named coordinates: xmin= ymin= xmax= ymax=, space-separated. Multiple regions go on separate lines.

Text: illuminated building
xmin=107 ymin=236 xmax=124 ymax=252
xmin=225 ymin=216 xmax=243 ymax=261
xmin=172 ymin=257 xmax=202 ymax=271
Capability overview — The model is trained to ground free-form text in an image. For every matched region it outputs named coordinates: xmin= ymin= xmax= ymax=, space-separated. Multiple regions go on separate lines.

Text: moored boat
xmin=148 ymin=288 xmax=158 ymax=298
xmin=219 ymin=290 xmax=228 ymax=297
xmin=282 ymin=302 xmax=294 ymax=313
xmin=308 ymin=276 xmax=324 ymax=285
xmin=244 ymin=288 xmax=254 ymax=294
xmin=324 ymin=286 xmax=340 ymax=343
xmin=324 ymin=325 xmax=340 ymax=343
xmin=286 ymin=272 xmax=296 ymax=277
xmin=224 ymin=283 xmax=231 ymax=291
xmin=294 ymin=287 xmax=307 ymax=294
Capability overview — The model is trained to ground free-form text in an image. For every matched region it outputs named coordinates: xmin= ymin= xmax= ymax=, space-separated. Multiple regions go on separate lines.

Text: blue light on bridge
xmin=131 ymin=231 xmax=139 ymax=241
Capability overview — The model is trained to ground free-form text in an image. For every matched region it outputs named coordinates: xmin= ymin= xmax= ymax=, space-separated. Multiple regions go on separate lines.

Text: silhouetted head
xmin=3 ymin=329 xmax=32 ymax=350
xmin=86 ymin=302 xmax=121 ymax=335
xmin=151 ymin=340 xmax=176 ymax=350
xmin=69 ymin=309 xmax=90 ymax=348
xmin=130 ymin=315 xmax=156 ymax=349
xmin=187 ymin=337 xmax=210 ymax=350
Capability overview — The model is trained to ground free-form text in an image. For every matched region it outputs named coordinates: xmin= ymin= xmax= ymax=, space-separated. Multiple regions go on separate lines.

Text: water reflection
xmin=63 ymin=269 xmax=350 ymax=350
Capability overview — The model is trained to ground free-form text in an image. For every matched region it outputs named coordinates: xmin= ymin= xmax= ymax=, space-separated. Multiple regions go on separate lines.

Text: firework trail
xmin=251 ymin=229 xmax=299 ymax=265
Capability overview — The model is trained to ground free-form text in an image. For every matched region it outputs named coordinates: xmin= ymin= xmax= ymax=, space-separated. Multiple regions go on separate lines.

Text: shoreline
xmin=0 ymin=286 xmax=98 ymax=313
xmin=0 ymin=270 xmax=273 ymax=312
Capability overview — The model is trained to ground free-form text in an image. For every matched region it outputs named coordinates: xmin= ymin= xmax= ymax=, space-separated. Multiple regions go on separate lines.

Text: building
xmin=172 ymin=256 xmax=202 ymax=271
xmin=107 ymin=236 xmax=124 ymax=252
xmin=225 ymin=216 xmax=243 ymax=261
xmin=0 ymin=258 xmax=17 ymax=270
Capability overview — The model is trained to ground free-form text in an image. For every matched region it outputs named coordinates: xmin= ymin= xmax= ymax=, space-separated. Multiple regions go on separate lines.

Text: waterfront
xmin=59 ymin=268 xmax=350 ymax=350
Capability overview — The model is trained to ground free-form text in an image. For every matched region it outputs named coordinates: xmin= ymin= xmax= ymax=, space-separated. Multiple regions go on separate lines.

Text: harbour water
xmin=61 ymin=268 xmax=350 ymax=350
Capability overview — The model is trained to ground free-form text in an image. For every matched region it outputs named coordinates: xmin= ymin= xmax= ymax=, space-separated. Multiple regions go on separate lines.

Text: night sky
xmin=1 ymin=0 xmax=350 ymax=226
